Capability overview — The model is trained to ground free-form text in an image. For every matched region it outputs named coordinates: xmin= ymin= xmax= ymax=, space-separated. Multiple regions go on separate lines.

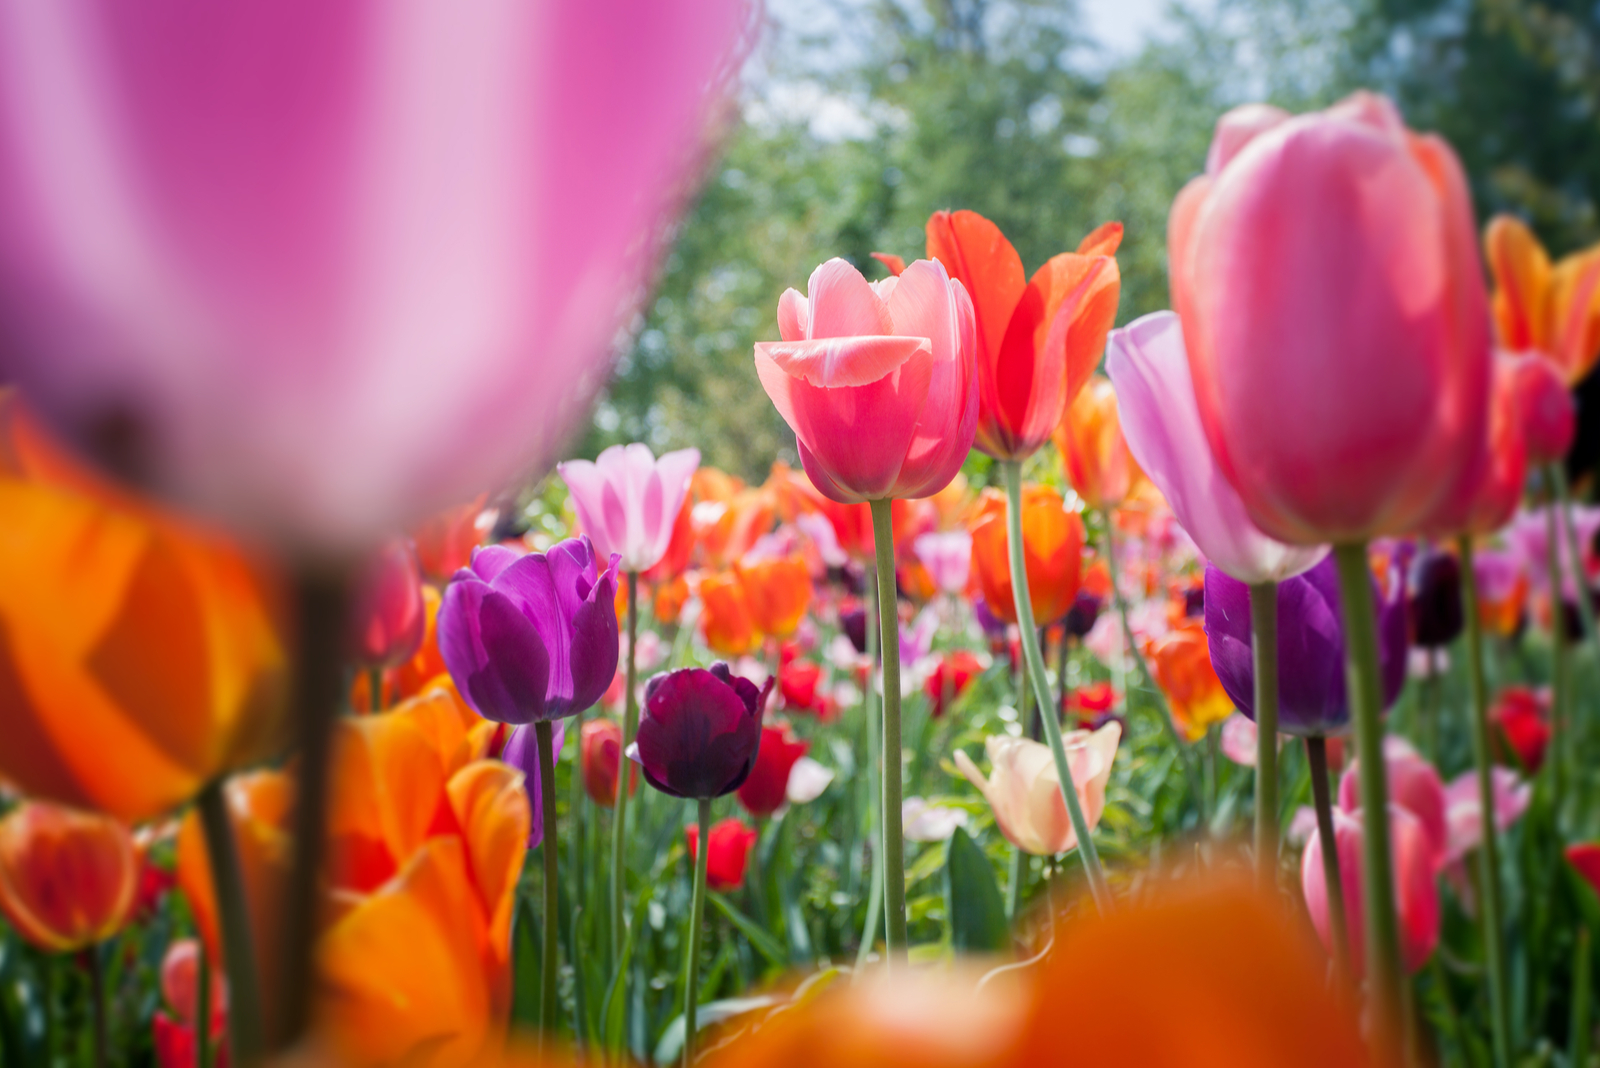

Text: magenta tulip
xmin=1509 ymin=353 xmax=1576 ymax=466
xmin=349 ymin=537 xmax=427 ymax=670
xmin=1170 ymin=92 xmax=1492 ymax=544
xmin=558 ymin=444 xmax=700 ymax=573
xmin=0 ymin=0 xmax=745 ymax=548
xmin=754 ymin=258 xmax=977 ymax=503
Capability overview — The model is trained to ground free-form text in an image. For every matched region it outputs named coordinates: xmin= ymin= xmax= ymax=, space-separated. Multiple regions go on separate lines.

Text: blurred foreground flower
xmin=0 ymin=800 xmax=138 ymax=952
xmin=954 ymin=724 xmax=1120 ymax=855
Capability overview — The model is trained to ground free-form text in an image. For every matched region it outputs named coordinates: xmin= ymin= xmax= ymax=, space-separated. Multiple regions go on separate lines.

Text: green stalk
xmin=1306 ymin=736 xmax=1350 ymax=985
xmin=1330 ymin=543 xmax=1403 ymax=1053
xmin=684 ymin=797 xmax=712 ymax=1066
xmin=198 ymin=779 xmax=263 ymax=1066
xmin=1457 ymin=536 xmax=1512 ymax=1065
xmin=1548 ymin=482 xmax=1574 ymax=818
xmin=535 ymin=721 xmax=561 ymax=1048
xmin=1249 ymin=582 xmax=1280 ymax=887
xmin=1006 ymin=846 xmax=1025 ymax=920
xmin=999 ymin=462 xmax=1109 ymax=910
xmin=868 ymin=498 xmax=909 ymax=954
xmin=367 ymin=666 xmax=384 ymax=713
xmin=1573 ymin=925 xmax=1592 ymax=1068
xmin=854 ymin=581 xmax=883 ymax=972
xmin=1102 ymin=520 xmax=1206 ymax=817
xmin=1552 ymin=463 xmax=1600 ymax=664
xmin=88 ymin=943 xmax=108 ymax=1067
xmin=611 ymin=570 xmax=640 ymax=969
xmin=571 ymin=709 xmax=587 ymax=916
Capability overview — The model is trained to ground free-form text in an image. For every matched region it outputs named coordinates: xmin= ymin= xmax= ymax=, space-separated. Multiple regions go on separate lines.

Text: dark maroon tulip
xmin=437 ymin=535 xmax=620 ymax=724
xmin=626 ymin=663 xmax=769 ymax=799
xmin=1062 ymin=590 xmax=1102 ymax=639
xmin=350 ymin=537 xmax=427 ymax=669
xmin=1408 ymin=549 xmax=1463 ymax=649
xmin=841 ymin=607 xmax=868 ymax=654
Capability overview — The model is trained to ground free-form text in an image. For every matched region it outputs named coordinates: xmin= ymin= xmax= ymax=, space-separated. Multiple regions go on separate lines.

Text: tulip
xmin=1430 ymin=354 xmax=1528 ymax=539
xmin=910 ymin=529 xmax=973 ymax=596
xmin=437 ymin=537 xmax=620 ymax=725
xmin=0 ymin=390 xmax=288 ymax=823
xmin=1473 ymin=549 xmax=1528 ymax=638
xmin=1488 ymin=686 xmax=1552 ymax=772
xmin=627 ymin=664 xmax=769 ymax=800
xmin=1054 ymin=375 xmax=1144 ymax=511
xmin=1509 ymin=354 xmax=1577 ymax=465
xmin=0 ymin=1 xmax=747 ymax=550
xmin=1064 ymin=680 xmax=1119 ymax=722
xmin=840 ymin=606 xmax=870 ymax=654
xmin=0 ymin=801 xmax=138 ymax=953
xmin=901 ymin=798 xmax=972 ymax=843
xmin=1338 ymin=737 xmax=1449 ymax=868
xmin=785 ymin=757 xmax=836 ymax=805
xmin=1145 ymin=623 xmax=1234 ymax=742
xmin=918 ymin=211 xmax=1122 ymax=461
xmin=754 ymin=256 xmax=977 ymax=503
xmin=581 ymin=718 xmax=635 ymax=808
xmin=923 ymin=650 xmax=984 ymax=718
xmin=1172 ymin=92 xmax=1492 ymax=545
xmin=1221 ymin=713 xmax=1260 ymax=767
xmin=1444 ymin=768 xmax=1530 ymax=869
xmin=779 ymin=657 xmax=824 ymax=711
xmin=699 ymin=570 xmax=761 ymax=656
xmin=738 ymin=722 xmax=810 ymax=818
xmin=350 ymin=537 xmax=428 ymax=672
xmin=1409 ymin=550 xmax=1464 ymax=648
xmin=1062 ymin=590 xmax=1103 ymax=639
xmin=558 ymin=445 xmax=702 ymax=574
xmin=686 ymin=819 xmax=759 ymax=892
xmin=969 ymin=485 xmax=1084 ymax=625
xmin=1568 ymin=844 xmax=1600 ymax=899
xmin=736 ymin=551 xmax=813 ymax=639
xmin=412 ymin=496 xmax=493 ymax=585
xmin=155 ymin=938 xmax=228 ymax=1068
xmin=1302 ymin=804 xmax=1441 ymax=977
xmin=954 ymin=723 xmax=1121 ymax=855
xmin=1485 ymin=215 xmax=1600 ymax=386
xmin=1105 ymin=311 xmax=1328 ymax=586
xmin=497 ymin=720 xmax=567 ymax=847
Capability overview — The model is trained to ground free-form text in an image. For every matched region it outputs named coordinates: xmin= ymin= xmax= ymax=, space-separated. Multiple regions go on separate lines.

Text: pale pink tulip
xmin=1171 ymin=92 xmax=1492 ymax=544
xmin=558 ymin=444 xmax=700 ymax=573
xmin=755 ymin=258 xmax=977 ymax=503
xmin=954 ymin=722 xmax=1120 ymax=856
xmin=1338 ymin=735 xmax=1449 ymax=868
xmin=912 ymin=530 xmax=973 ymax=595
xmin=1443 ymin=767 xmax=1531 ymax=867
xmin=0 ymin=0 xmax=744 ymax=548
xmin=1106 ymin=311 xmax=1326 ymax=583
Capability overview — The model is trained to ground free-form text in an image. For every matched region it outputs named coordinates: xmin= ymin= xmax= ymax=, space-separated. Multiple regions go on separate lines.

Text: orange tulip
xmin=1054 ymin=374 xmax=1144 ymax=510
xmin=735 ymin=553 xmax=812 ymax=638
xmin=1146 ymin=623 xmax=1235 ymax=741
xmin=699 ymin=571 xmax=761 ymax=656
xmin=411 ymin=493 xmax=491 ymax=584
xmin=0 ymin=390 xmax=288 ymax=822
xmin=653 ymin=574 xmax=691 ymax=625
xmin=1485 ymin=215 xmax=1600 ymax=385
xmin=968 ymin=485 xmax=1084 ymax=625
xmin=0 ymin=800 xmax=139 ymax=952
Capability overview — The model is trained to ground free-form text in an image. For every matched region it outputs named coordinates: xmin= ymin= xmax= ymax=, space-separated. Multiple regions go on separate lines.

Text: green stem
xmin=1552 ymin=463 xmax=1600 ymax=663
xmin=535 ymin=721 xmax=561 ymax=1046
xmin=612 ymin=571 xmax=640 ymax=970
xmin=685 ymin=797 xmax=712 ymax=1066
xmin=1574 ymin=925 xmax=1592 ymax=1068
xmin=1457 ymin=536 xmax=1512 ymax=1065
xmin=1331 ymin=542 xmax=1403 ymax=1053
xmin=1306 ymin=736 xmax=1350 ymax=986
xmin=854 ymin=580 xmax=883 ymax=973
xmin=1006 ymin=846 xmax=1025 ymax=920
xmin=367 ymin=666 xmax=384 ymax=713
xmin=88 ymin=943 xmax=108 ymax=1067
xmin=999 ymin=462 xmax=1109 ymax=910
xmin=196 ymin=938 xmax=213 ymax=1068
xmin=1250 ymin=582 xmax=1280 ymax=887
xmin=1548 ymin=480 xmax=1574 ymax=822
xmin=1102 ymin=520 xmax=1206 ymax=818
xmin=868 ymin=498 xmax=909 ymax=955
xmin=569 ymin=709 xmax=586 ymax=935
xmin=198 ymin=779 xmax=263 ymax=1066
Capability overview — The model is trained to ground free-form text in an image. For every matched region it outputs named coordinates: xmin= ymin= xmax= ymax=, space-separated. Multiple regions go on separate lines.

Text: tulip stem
xmin=1000 ymin=462 xmax=1109 ymax=911
xmin=1102 ymin=520 xmax=1206 ymax=820
xmin=1456 ymin=536 xmax=1512 ymax=1066
xmin=1551 ymin=463 xmax=1600 ymax=667
xmin=1331 ymin=542 xmax=1404 ymax=1054
xmin=612 ymin=570 xmax=640 ymax=971
xmin=684 ymin=797 xmax=712 ymax=1066
xmin=1572 ymin=925 xmax=1591 ymax=1069
xmin=869 ymin=498 xmax=910 ymax=955
xmin=88 ymin=943 xmax=108 ymax=1067
xmin=198 ymin=778 xmax=264 ymax=1067
xmin=533 ymin=721 xmax=562 ymax=1049
xmin=1546 ymin=500 xmax=1572 ymax=821
xmin=1305 ymin=735 xmax=1350 ymax=985
xmin=854 ymin=580 xmax=884 ymax=973
xmin=1249 ymin=582 xmax=1279 ymax=887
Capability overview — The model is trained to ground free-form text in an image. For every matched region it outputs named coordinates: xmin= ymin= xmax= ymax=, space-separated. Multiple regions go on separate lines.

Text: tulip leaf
xmin=652 ymin=995 xmax=780 ymax=1068
xmin=510 ymin=894 xmax=541 ymax=1026
xmin=945 ymin=825 xmax=1010 ymax=953
xmin=602 ymin=876 xmax=658 ymax=1058
xmin=709 ymin=891 xmax=790 ymax=968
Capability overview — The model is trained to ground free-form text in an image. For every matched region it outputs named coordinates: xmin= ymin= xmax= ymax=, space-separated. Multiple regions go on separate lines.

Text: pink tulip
xmin=349 ymin=536 xmax=426 ymax=670
xmin=953 ymin=722 xmax=1120 ymax=856
xmin=1424 ymin=352 xmax=1527 ymax=537
xmin=1302 ymin=804 xmax=1440 ymax=976
xmin=0 ymin=1 xmax=745 ymax=549
xmin=558 ymin=444 xmax=700 ymax=573
xmin=1338 ymin=735 xmax=1449 ymax=868
xmin=1509 ymin=352 xmax=1576 ymax=466
xmin=1106 ymin=311 xmax=1327 ymax=583
xmin=911 ymin=530 xmax=972 ymax=595
xmin=1171 ymin=92 xmax=1492 ymax=544
xmin=754 ymin=258 xmax=977 ymax=503
xmin=1443 ymin=767 xmax=1530 ymax=866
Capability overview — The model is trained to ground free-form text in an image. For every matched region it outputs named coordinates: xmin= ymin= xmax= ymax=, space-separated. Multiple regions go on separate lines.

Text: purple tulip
xmin=1062 ymin=590 xmax=1102 ymax=639
xmin=438 ymin=536 xmax=620 ymax=724
xmin=1203 ymin=554 xmax=1408 ymax=736
xmin=626 ymin=663 xmax=769 ymax=799
xmin=500 ymin=720 xmax=567 ymax=847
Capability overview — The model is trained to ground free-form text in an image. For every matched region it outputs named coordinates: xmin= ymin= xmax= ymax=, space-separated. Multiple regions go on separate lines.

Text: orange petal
xmin=1484 ymin=214 xmax=1552 ymax=356
xmin=925 ymin=209 xmax=1026 ymax=371
xmin=1551 ymin=247 xmax=1600 ymax=384
xmin=446 ymin=760 xmax=530 ymax=965
xmin=870 ymin=251 xmax=906 ymax=277
xmin=1075 ymin=220 xmax=1124 ymax=257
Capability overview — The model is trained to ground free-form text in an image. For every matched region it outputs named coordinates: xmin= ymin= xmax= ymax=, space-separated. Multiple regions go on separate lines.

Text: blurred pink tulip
xmin=1171 ymin=92 xmax=1492 ymax=544
xmin=558 ymin=444 xmax=700 ymax=573
xmin=1338 ymin=735 xmax=1449 ymax=867
xmin=1443 ymin=767 xmax=1530 ymax=866
xmin=1509 ymin=352 xmax=1576 ymax=466
xmin=349 ymin=537 xmax=426 ymax=670
xmin=911 ymin=529 xmax=972 ymax=595
xmin=754 ymin=258 xmax=977 ymax=503
xmin=1425 ymin=353 xmax=1528 ymax=537
xmin=954 ymin=722 xmax=1120 ymax=856
xmin=0 ymin=0 xmax=745 ymax=549
xmin=1106 ymin=311 xmax=1326 ymax=583
xmin=1302 ymin=804 xmax=1441 ymax=977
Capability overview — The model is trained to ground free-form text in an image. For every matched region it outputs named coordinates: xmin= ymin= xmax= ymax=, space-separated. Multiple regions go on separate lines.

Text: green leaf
xmin=945 ymin=825 xmax=1010 ymax=954
xmin=709 ymin=891 xmax=790 ymax=968
xmin=652 ymin=996 xmax=779 ymax=1068
xmin=510 ymin=894 xmax=541 ymax=1026
xmin=601 ymin=874 xmax=657 ymax=1059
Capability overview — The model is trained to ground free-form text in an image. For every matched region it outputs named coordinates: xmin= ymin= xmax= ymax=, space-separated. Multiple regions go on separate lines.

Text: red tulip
xmin=1568 ymin=843 xmax=1600 ymax=898
xmin=1489 ymin=686 xmax=1552 ymax=772
xmin=737 ymin=722 xmax=810 ymax=818
xmin=779 ymin=657 xmax=823 ymax=711
xmin=1508 ymin=353 xmax=1576 ymax=465
xmin=1171 ymin=93 xmax=1492 ymax=543
xmin=157 ymin=938 xmax=228 ymax=1065
xmin=349 ymin=537 xmax=427 ymax=670
xmin=686 ymin=818 xmax=759 ymax=892
xmin=0 ymin=801 xmax=139 ymax=952
xmin=581 ymin=717 xmax=636 ymax=808
xmin=923 ymin=650 xmax=984 ymax=718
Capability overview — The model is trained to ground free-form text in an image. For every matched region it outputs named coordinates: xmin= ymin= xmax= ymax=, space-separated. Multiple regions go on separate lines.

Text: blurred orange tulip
xmin=700 ymin=571 xmax=761 ymax=656
xmin=969 ymin=485 xmax=1084 ymax=625
xmin=1485 ymin=215 xmax=1600 ymax=385
xmin=736 ymin=553 xmax=812 ymax=638
xmin=1054 ymin=374 xmax=1144 ymax=510
xmin=0 ymin=800 xmax=139 ymax=952
xmin=654 ymin=574 xmax=692 ymax=625
xmin=411 ymin=494 xmax=491 ymax=585
xmin=1146 ymin=623 xmax=1235 ymax=741
xmin=0 ymin=390 xmax=288 ymax=822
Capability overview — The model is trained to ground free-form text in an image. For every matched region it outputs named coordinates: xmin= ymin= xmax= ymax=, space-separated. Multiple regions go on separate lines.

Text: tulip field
xmin=5 ymin=2 xmax=1600 ymax=1067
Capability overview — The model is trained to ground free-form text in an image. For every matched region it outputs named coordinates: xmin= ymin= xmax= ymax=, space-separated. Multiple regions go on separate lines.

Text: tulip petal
xmin=437 ymin=581 xmax=549 ymax=724
xmin=1204 ymin=103 xmax=1291 ymax=176
xmin=1075 ymin=221 xmax=1124 ymax=257
xmin=925 ymin=210 xmax=1025 ymax=372
xmin=803 ymin=258 xmax=892 ymax=338
xmin=776 ymin=287 xmax=809 ymax=341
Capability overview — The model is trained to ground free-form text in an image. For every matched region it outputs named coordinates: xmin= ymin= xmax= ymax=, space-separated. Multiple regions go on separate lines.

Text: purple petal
xmin=438 ymin=581 xmax=549 ymax=724
xmin=500 ymin=721 xmax=567 ymax=847
xmin=470 ymin=544 xmax=524 ymax=583
xmin=492 ymin=552 xmax=572 ymax=712
xmin=1202 ymin=565 xmax=1254 ymax=714
xmin=633 ymin=667 xmax=762 ymax=798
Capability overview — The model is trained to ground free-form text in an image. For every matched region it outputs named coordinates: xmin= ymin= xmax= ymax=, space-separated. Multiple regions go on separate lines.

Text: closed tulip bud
xmin=581 ymin=718 xmax=635 ymax=808
xmin=1509 ymin=353 xmax=1576 ymax=465
xmin=0 ymin=801 xmax=139 ymax=952
xmin=350 ymin=537 xmax=427 ymax=670
xmin=686 ymin=819 xmax=759 ymax=892
xmin=627 ymin=664 xmax=770 ymax=799
xmin=559 ymin=445 xmax=701 ymax=574
xmin=779 ymin=657 xmax=823 ymax=711
xmin=1054 ymin=375 xmax=1144 ymax=510
xmin=954 ymin=723 xmax=1121 ymax=855
xmin=969 ymin=485 xmax=1084 ymax=625
xmin=1147 ymin=623 xmax=1235 ymax=742
xmin=737 ymin=722 xmax=809 ymax=818
xmin=1339 ymin=736 xmax=1449 ymax=868
xmin=1409 ymin=550 xmax=1464 ymax=648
